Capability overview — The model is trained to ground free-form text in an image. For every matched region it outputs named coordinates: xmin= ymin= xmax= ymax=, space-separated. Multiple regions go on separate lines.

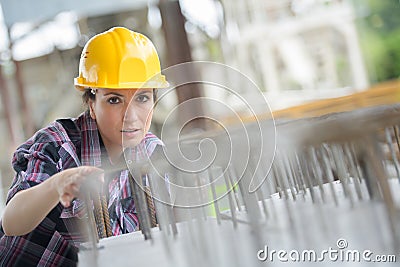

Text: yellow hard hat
xmin=74 ymin=27 xmax=169 ymax=90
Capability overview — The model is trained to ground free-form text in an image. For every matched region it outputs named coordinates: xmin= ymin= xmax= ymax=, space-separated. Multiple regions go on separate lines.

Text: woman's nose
xmin=123 ymin=103 xmax=139 ymax=122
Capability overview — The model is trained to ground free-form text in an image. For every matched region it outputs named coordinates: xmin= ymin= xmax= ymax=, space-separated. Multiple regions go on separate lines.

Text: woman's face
xmin=89 ymin=88 xmax=154 ymax=158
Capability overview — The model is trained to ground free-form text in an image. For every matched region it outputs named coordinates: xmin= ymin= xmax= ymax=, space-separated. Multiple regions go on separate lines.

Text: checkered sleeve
xmin=7 ymin=141 xmax=61 ymax=203
xmin=0 ymin=122 xmax=82 ymax=267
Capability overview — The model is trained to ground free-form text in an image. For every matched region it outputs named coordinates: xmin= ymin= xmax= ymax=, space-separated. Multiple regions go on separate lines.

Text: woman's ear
xmin=89 ymin=100 xmax=96 ymax=120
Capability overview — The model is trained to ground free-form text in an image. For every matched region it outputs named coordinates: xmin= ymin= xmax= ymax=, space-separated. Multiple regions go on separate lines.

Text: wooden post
xmin=14 ymin=59 xmax=34 ymax=136
xmin=0 ymin=64 xmax=17 ymax=148
xmin=159 ymin=0 xmax=206 ymax=131
xmin=8 ymin=29 xmax=35 ymax=137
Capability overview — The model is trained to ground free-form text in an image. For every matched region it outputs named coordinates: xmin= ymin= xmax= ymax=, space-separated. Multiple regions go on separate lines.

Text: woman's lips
xmin=121 ymin=129 xmax=140 ymax=138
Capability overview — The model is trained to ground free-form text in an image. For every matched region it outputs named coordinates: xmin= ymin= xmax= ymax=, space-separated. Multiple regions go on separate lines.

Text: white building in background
xmin=188 ymin=0 xmax=369 ymax=112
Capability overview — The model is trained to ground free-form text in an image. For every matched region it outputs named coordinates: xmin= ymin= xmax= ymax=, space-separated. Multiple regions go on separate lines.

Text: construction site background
xmin=0 ymin=0 xmax=399 ymax=207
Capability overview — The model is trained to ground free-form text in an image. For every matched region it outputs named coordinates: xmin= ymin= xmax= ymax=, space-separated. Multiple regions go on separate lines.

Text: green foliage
xmin=365 ymin=0 xmax=400 ymax=33
xmin=381 ymin=30 xmax=400 ymax=80
xmin=355 ymin=0 xmax=400 ymax=82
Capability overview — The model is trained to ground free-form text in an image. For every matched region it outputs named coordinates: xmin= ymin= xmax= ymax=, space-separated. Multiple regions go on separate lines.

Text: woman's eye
xmin=107 ymin=97 xmax=121 ymax=104
xmin=136 ymin=94 xmax=150 ymax=103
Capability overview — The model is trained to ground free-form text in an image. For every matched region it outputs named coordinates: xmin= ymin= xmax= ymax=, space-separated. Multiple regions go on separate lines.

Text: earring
xmin=91 ymin=88 xmax=97 ymax=95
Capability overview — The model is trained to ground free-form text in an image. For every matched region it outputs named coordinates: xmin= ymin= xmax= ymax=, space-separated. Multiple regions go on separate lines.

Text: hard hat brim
xmin=74 ymin=76 xmax=169 ymax=91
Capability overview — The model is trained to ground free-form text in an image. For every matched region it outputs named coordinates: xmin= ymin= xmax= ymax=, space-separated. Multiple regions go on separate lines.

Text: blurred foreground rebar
xmin=79 ymin=104 xmax=400 ymax=267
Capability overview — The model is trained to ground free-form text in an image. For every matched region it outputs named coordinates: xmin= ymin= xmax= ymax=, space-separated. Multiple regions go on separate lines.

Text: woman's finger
xmin=78 ymin=166 xmax=104 ymax=177
xmin=60 ymin=193 xmax=73 ymax=207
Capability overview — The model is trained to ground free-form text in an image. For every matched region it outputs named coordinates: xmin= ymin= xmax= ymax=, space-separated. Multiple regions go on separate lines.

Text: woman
xmin=0 ymin=27 xmax=169 ymax=266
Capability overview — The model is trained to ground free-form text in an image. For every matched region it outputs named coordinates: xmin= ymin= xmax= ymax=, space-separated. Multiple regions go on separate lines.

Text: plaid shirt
xmin=0 ymin=111 xmax=163 ymax=266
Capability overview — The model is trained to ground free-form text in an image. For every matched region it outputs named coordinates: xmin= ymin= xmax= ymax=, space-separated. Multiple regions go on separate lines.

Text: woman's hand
xmin=2 ymin=166 xmax=104 ymax=236
xmin=53 ymin=166 xmax=104 ymax=207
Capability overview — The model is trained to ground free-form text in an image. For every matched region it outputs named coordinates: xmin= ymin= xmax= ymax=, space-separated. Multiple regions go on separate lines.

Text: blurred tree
xmin=356 ymin=0 xmax=400 ymax=83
